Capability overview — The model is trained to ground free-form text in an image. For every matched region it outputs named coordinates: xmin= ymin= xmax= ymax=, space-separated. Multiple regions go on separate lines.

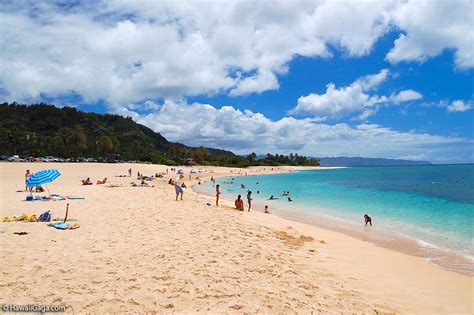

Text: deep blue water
xmin=200 ymin=165 xmax=474 ymax=263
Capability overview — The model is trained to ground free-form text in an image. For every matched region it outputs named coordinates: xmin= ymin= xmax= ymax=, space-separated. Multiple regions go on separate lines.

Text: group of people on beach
xmin=24 ymin=166 xmax=373 ymax=225
xmin=232 ymin=190 xmax=255 ymax=212
xmin=214 ymin=184 xmax=257 ymax=212
xmin=80 ymin=177 xmax=107 ymax=185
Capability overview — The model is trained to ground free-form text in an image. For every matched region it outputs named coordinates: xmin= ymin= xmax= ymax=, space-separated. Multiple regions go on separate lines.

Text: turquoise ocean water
xmin=196 ymin=164 xmax=474 ymax=274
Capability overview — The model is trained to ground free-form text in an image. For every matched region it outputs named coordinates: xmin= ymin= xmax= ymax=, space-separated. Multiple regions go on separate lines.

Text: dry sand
xmin=0 ymin=162 xmax=472 ymax=314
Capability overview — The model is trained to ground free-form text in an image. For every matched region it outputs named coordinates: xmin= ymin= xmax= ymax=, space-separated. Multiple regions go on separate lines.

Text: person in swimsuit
xmin=25 ymin=170 xmax=32 ymax=191
xmin=175 ymin=176 xmax=184 ymax=200
xmin=216 ymin=184 xmax=221 ymax=206
xmin=364 ymin=214 xmax=372 ymax=226
xmin=235 ymin=195 xmax=244 ymax=211
xmin=247 ymin=191 xmax=252 ymax=211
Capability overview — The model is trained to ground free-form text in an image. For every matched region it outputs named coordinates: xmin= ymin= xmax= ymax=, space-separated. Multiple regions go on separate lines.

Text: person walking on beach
xmin=128 ymin=168 xmax=132 ymax=177
xmin=247 ymin=191 xmax=252 ymax=211
xmin=264 ymin=205 xmax=270 ymax=214
xmin=215 ymin=184 xmax=221 ymax=206
xmin=175 ymin=175 xmax=184 ymax=201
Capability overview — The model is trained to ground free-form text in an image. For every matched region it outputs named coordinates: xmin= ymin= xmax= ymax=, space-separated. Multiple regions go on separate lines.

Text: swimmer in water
xmin=364 ymin=214 xmax=372 ymax=226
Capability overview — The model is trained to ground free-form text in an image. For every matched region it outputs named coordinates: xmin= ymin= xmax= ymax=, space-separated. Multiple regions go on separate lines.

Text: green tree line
xmin=0 ymin=103 xmax=319 ymax=167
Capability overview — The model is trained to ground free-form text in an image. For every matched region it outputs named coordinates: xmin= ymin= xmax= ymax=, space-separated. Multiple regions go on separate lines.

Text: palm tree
xmin=132 ymin=140 xmax=142 ymax=160
xmin=98 ymin=135 xmax=113 ymax=156
xmin=247 ymin=152 xmax=257 ymax=164
xmin=68 ymin=125 xmax=88 ymax=157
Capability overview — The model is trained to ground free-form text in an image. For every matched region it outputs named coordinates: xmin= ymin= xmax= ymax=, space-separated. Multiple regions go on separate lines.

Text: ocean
xmin=196 ymin=164 xmax=474 ymax=275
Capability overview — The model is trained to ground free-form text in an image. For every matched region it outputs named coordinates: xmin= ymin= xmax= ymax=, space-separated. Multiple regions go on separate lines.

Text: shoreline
xmin=1 ymin=163 xmax=472 ymax=313
xmin=191 ymin=167 xmax=474 ymax=276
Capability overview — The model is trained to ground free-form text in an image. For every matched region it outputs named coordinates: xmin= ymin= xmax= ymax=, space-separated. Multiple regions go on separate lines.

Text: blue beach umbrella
xmin=26 ymin=169 xmax=61 ymax=187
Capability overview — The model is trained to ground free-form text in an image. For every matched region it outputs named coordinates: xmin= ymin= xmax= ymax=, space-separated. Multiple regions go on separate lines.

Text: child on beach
xmin=264 ymin=205 xmax=269 ymax=214
xmin=235 ymin=195 xmax=244 ymax=211
xmin=247 ymin=191 xmax=252 ymax=211
xmin=216 ymin=184 xmax=221 ymax=206
xmin=25 ymin=170 xmax=32 ymax=191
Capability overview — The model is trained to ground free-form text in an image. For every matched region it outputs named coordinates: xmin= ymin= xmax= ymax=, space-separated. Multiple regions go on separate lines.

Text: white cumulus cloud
xmin=111 ymin=100 xmax=472 ymax=163
xmin=292 ymin=69 xmax=422 ymax=119
xmin=0 ymin=0 xmax=471 ymax=105
xmin=386 ymin=0 xmax=474 ymax=69
xmin=446 ymin=100 xmax=472 ymax=112
xmin=389 ymin=89 xmax=422 ymax=104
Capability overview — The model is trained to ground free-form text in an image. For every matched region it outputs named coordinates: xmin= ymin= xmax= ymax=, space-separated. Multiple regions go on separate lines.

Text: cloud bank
xmin=114 ymin=100 xmax=472 ymax=163
xmin=1 ymin=0 xmax=472 ymax=163
xmin=0 ymin=0 xmax=472 ymax=104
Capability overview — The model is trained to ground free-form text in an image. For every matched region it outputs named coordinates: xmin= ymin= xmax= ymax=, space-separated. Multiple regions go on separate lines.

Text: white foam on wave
xmin=416 ymin=239 xmax=439 ymax=249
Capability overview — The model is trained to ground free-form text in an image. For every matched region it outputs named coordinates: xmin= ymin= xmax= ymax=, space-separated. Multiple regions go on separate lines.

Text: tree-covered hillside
xmin=0 ymin=103 xmax=319 ymax=167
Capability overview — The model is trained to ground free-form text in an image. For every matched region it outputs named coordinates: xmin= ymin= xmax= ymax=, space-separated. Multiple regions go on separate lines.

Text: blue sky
xmin=0 ymin=0 xmax=473 ymax=163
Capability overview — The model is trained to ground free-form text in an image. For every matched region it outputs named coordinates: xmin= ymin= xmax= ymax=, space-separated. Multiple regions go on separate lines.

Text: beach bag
xmin=38 ymin=211 xmax=51 ymax=222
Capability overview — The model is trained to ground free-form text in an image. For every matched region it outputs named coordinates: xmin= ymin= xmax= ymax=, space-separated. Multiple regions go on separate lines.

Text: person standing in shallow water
xmin=247 ymin=191 xmax=252 ymax=211
xmin=215 ymin=184 xmax=221 ymax=206
xmin=364 ymin=214 xmax=372 ymax=226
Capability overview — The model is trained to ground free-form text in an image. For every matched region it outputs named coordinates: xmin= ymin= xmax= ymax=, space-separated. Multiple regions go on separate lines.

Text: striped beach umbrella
xmin=26 ymin=169 xmax=61 ymax=187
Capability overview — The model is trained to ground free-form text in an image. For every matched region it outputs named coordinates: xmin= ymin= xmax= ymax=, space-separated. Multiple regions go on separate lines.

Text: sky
xmin=0 ymin=0 xmax=473 ymax=163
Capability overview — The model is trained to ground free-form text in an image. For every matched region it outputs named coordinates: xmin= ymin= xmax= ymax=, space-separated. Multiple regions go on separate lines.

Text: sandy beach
xmin=0 ymin=162 xmax=472 ymax=314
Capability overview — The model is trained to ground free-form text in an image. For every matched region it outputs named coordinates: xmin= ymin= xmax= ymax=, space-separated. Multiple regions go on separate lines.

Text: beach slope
xmin=0 ymin=163 xmax=472 ymax=313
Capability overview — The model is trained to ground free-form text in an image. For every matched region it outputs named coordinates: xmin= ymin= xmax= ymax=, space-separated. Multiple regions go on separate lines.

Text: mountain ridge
xmin=317 ymin=156 xmax=431 ymax=167
xmin=0 ymin=103 xmax=318 ymax=167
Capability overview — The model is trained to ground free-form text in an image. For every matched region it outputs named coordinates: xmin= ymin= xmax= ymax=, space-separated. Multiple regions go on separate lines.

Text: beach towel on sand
xmin=50 ymin=222 xmax=80 ymax=230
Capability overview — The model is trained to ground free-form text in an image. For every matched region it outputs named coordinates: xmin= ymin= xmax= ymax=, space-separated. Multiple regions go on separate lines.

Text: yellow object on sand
xmin=3 ymin=213 xmax=38 ymax=222
xmin=18 ymin=213 xmax=29 ymax=221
